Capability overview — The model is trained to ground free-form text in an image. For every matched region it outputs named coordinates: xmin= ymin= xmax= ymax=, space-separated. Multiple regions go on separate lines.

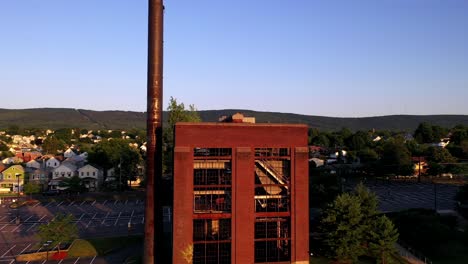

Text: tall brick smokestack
xmin=144 ymin=0 xmax=164 ymax=263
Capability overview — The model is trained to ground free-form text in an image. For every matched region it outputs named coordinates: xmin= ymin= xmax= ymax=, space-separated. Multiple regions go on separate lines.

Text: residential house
xmin=49 ymin=163 xmax=77 ymax=191
xmin=64 ymin=148 xmax=77 ymax=158
xmin=2 ymin=157 xmax=23 ymax=165
xmin=0 ymin=165 xmax=25 ymax=192
xmin=78 ymin=164 xmax=103 ymax=191
xmin=26 ymin=159 xmax=42 ymax=169
xmin=52 ymin=163 xmax=77 ymax=179
xmin=20 ymin=151 xmax=42 ymax=162
xmin=29 ymin=168 xmax=51 ymax=191
xmin=46 ymin=157 xmax=61 ymax=168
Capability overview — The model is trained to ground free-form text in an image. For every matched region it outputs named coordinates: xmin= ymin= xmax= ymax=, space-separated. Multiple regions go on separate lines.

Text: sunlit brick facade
xmin=173 ymin=122 xmax=309 ymax=264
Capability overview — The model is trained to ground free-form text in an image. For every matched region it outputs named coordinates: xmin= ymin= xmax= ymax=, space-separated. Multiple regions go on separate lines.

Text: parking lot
xmin=364 ymin=181 xmax=460 ymax=212
xmin=0 ymin=199 xmax=145 ymax=237
xmin=0 ymin=199 xmax=146 ymax=263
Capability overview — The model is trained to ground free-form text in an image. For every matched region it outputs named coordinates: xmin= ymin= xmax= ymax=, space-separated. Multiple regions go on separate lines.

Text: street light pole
xmin=15 ymin=173 xmax=20 ymax=225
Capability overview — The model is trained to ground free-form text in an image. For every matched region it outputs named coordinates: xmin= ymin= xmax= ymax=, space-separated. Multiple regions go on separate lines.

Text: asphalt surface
xmin=363 ymin=181 xmax=460 ymax=212
xmin=0 ymin=199 xmax=145 ymax=264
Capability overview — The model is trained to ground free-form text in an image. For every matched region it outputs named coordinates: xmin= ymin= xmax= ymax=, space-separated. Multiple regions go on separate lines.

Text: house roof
xmin=54 ymin=163 xmax=77 ymax=172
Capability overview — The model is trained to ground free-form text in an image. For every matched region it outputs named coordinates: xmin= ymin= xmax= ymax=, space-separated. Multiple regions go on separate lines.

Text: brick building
xmin=173 ymin=121 xmax=309 ymax=264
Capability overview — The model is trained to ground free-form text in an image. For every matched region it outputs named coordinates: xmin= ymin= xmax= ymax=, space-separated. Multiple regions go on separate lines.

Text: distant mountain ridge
xmin=0 ymin=108 xmax=467 ymax=132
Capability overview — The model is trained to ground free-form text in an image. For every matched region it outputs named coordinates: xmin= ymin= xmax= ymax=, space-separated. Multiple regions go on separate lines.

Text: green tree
xmin=379 ymin=140 xmax=413 ymax=175
xmin=37 ymin=213 xmax=78 ymax=253
xmin=368 ymin=215 xmax=399 ymax=264
xmin=53 ymin=128 xmax=73 ymax=144
xmin=321 ymin=193 xmax=365 ymax=263
xmin=321 ymin=184 xmax=399 ymax=263
xmin=87 ymin=139 xmax=142 ymax=189
xmin=163 ymin=97 xmax=201 ymax=174
xmin=425 ymin=147 xmax=456 ymax=163
xmin=59 ymin=176 xmax=85 ymax=193
xmin=358 ymin=148 xmax=378 ymax=164
xmin=23 ymin=183 xmax=41 ymax=199
xmin=0 ymin=141 xmax=8 ymax=151
xmin=346 ymin=131 xmax=371 ymax=151
xmin=42 ymin=137 xmax=66 ymax=154
xmin=311 ymin=133 xmax=330 ymax=147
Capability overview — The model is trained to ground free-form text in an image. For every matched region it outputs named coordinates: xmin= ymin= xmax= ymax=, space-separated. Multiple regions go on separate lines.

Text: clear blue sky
xmin=1 ymin=0 xmax=467 ymax=117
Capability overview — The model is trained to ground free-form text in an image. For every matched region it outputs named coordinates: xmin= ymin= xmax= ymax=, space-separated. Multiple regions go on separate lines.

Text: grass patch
xmin=87 ymin=235 xmax=143 ymax=256
xmin=68 ymin=239 xmax=97 ymax=257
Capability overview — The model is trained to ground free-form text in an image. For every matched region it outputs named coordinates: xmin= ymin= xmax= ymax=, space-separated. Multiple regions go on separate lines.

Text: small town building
xmin=0 ymin=165 xmax=25 ymax=192
xmin=172 ymin=119 xmax=309 ymax=264
xmin=78 ymin=164 xmax=103 ymax=191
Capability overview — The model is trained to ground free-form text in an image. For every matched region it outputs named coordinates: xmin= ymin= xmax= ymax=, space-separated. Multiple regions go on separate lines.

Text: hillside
xmin=0 ymin=108 xmax=467 ymax=132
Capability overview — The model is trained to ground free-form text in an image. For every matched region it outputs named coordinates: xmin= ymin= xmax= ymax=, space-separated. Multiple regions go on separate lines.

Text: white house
xmin=52 ymin=163 xmax=77 ymax=179
xmin=64 ymin=148 xmax=77 ymax=158
xmin=49 ymin=163 xmax=77 ymax=191
xmin=26 ymin=159 xmax=42 ymax=169
xmin=46 ymin=157 xmax=61 ymax=168
xmin=78 ymin=164 xmax=103 ymax=191
xmin=2 ymin=157 xmax=23 ymax=165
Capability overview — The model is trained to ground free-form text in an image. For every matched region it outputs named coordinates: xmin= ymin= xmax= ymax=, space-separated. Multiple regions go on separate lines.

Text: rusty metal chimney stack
xmin=144 ymin=0 xmax=164 ymax=263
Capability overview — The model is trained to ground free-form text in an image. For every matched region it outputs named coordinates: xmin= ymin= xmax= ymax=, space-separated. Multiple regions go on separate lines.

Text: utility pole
xmin=144 ymin=0 xmax=164 ymax=263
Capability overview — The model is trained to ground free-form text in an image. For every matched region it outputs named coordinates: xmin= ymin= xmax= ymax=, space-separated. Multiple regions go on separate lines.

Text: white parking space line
xmin=69 ymin=201 xmax=75 ymax=206
xmin=26 ymin=223 xmax=37 ymax=231
xmin=18 ymin=243 xmax=32 ymax=255
xmin=11 ymin=224 xmax=22 ymax=232
xmin=103 ymin=200 xmax=107 ymax=205
xmin=114 ymin=200 xmax=118 ymax=205
xmin=141 ymin=216 xmax=144 ymax=224
xmin=58 ymin=259 xmax=64 ymax=264
xmin=131 ymin=210 xmax=134 ymax=218
xmin=0 ymin=224 xmax=7 ymax=230
xmin=41 ymin=259 xmax=47 ymax=264
xmin=86 ymin=220 xmax=92 ymax=228
xmin=0 ymin=216 xmax=7 ymax=221
xmin=78 ymin=214 xmax=84 ymax=221
xmin=125 ymin=199 xmax=128 ymax=205
xmin=114 ymin=212 xmax=121 ymax=226
xmin=92 ymin=213 xmax=97 ymax=219
xmin=24 ymin=215 xmax=33 ymax=222
xmin=1 ymin=245 xmax=15 ymax=257
xmin=90 ymin=255 xmax=97 ymax=264
xmin=38 ymin=214 xmax=47 ymax=222
xmin=33 ymin=202 xmax=41 ymax=207
xmin=44 ymin=201 xmax=52 ymax=207
xmin=80 ymin=201 xmax=86 ymax=206
xmin=9 ymin=217 xmax=17 ymax=224
xmin=73 ymin=257 xmax=80 ymax=264
xmin=91 ymin=200 xmax=96 ymax=205
xmin=36 ymin=246 xmax=43 ymax=253
xmin=57 ymin=201 xmax=64 ymax=206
